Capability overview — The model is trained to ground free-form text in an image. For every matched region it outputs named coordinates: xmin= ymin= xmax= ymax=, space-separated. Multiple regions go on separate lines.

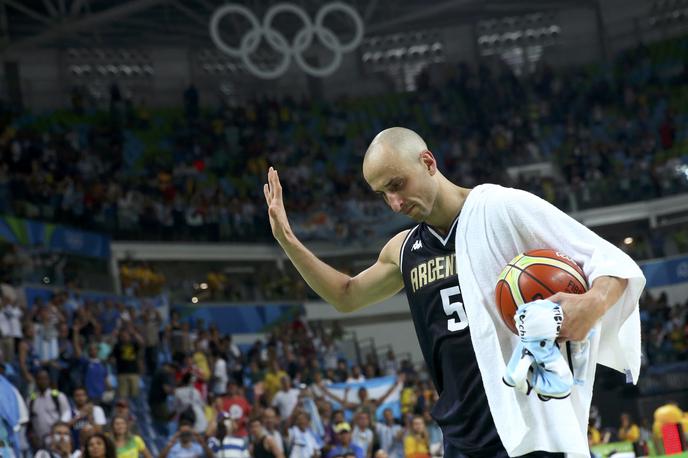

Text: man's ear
xmin=420 ymin=150 xmax=437 ymax=175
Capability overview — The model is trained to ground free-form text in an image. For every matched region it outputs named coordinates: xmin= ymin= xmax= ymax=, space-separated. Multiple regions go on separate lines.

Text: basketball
xmin=495 ymin=249 xmax=589 ymax=334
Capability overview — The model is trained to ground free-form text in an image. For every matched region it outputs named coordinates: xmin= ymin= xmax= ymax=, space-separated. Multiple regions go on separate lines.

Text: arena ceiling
xmin=0 ymin=0 xmax=593 ymax=55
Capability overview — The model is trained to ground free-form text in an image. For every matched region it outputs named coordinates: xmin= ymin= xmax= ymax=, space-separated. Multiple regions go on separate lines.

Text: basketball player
xmin=264 ymin=127 xmax=631 ymax=457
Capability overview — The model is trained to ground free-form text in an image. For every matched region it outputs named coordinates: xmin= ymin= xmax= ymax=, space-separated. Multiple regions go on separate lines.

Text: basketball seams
xmin=515 ymin=252 xmax=584 ymax=272
xmin=496 ymin=262 xmax=520 ymax=333
xmin=516 ymin=256 xmax=586 ymax=281
xmin=505 ymin=266 xmax=525 ymax=304
xmin=517 ymin=263 xmax=588 ymax=292
xmin=509 ymin=262 xmax=587 ymax=295
xmin=496 ymin=279 xmax=517 ymax=334
xmin=513 ymin=257 xmax=588 ymax=291
xmin=496 ymin=249 xmax=590 ymax=335
xmin=517 ymin=268 xmax=556 ymax=296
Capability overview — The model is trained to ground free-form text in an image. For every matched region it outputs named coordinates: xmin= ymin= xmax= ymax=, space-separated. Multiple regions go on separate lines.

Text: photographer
xmin=159 ymin=420 xmax=215 ymax=458
xmin=34 ymin=422 xmax=80 ymax=458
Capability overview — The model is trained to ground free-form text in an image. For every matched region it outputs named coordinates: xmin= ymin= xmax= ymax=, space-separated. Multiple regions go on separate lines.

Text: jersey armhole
xmin=398 ymin=225 xmax=420 ymax=274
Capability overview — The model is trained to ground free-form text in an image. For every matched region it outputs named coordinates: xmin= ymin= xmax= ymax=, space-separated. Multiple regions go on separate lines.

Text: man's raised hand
xmin=264 ymin=166 xmax=293 ymax=244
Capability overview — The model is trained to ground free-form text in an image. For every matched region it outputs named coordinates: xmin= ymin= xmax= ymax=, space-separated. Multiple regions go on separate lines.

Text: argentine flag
xmin=324 ymin=375 xmax=402 ymax=421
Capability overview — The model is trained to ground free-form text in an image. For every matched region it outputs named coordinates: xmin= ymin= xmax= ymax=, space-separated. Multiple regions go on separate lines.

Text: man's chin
xmin=408 ymin=211 xmax=425 ymax=222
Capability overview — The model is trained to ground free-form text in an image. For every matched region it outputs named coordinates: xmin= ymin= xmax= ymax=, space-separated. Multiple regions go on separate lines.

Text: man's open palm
xmin=264 ymin=167 xmax=292 ymax=243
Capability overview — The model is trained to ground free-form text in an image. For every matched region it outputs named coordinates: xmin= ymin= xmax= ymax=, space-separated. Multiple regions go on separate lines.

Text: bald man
xmin=264 ymin=127 xmax=630 ymax=458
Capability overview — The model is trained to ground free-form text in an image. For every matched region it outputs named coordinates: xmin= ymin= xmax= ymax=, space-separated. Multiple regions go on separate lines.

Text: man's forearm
xmin=588 ymin=275 xmax=628 ymax=317
xmin=278 ymin=232 xmax=354 ymax=311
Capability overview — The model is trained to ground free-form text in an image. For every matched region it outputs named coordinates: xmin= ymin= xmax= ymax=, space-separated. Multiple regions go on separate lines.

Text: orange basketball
xmin=495 ymin=249 xmax=588 ymax=334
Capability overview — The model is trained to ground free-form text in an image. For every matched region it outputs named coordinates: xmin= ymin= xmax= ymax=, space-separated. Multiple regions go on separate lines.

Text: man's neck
xmin=425 ymin=180 xmax=470 ymax=234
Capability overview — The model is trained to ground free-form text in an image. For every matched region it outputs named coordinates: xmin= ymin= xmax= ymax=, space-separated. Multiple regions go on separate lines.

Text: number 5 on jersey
xmin=441 ymin=286 xmax=468 ymax=331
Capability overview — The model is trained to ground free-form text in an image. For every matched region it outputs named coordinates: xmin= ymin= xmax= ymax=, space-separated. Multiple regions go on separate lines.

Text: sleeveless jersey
xmin=399 ymin=214 xmax=502 ymax=455
xmin=253 ymin=436 xmax=277 ymax=458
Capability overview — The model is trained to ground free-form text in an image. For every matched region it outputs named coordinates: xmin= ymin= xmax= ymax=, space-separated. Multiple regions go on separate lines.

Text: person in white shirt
xmin=34 ymin=309 xmax=59 ymax=364
xmin=308 ymin=372 xmax=331 ymax=400
xmin=0 ymin=311 xmax=11 ymax=362
xmin=28 ymin=370 xmax=72 ymax=450
xmin=33 ymin=421 xmax=81 ymax=458
xmin=173 ymin=372 xmax=208 ymax=434
xmin=212 ymin=349 xmax=229 ymax=396
xmin=271 ymin=376 xmax=302 ymax=419
xmin=351 ymin=412 xmax=373 ymax=458
xmin=0 ymin=296 xmax=23 ymax=360
xmin=67 ymin=387 xmax=107 ymax=446
xmin=375 ymin=409 xmax=403 ymax=458
xmin=345 ymin=367 xmax=365 ymax=384
xmin=208 ymin=415 xmax=250 ymax=458
xmin=225 ymin=335 xmax=242 ymax=377
xmin=288 ymin=411 xmax=320 ymax=458
xmin=381 ymin=350 xmax=398 ymax=377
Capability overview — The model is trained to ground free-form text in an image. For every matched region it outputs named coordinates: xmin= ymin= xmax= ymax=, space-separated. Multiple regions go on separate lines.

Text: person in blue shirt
xmin=73 ymin=324 xmax=108 ymax=402
xmin=160 ymin=420 xmax=216 ymax=458
xmin=327 ymin=423 xmax=364 ymax=458
xmin=98 ymin=300 xmax=120 ymax=336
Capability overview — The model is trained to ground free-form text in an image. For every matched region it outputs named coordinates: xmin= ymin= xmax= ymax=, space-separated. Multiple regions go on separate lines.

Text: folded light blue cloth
xmin=502 ymin=299 xmax=574 ymax=401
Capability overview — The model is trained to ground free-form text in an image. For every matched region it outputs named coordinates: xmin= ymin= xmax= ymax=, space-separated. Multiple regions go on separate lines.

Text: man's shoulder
xmin=380 ymin=229 xmax=413 ymax=266
xmin=472 ymin=184 xmax=539 ymax=206
xmin=390 ymin=229 xmax=412 ymax=250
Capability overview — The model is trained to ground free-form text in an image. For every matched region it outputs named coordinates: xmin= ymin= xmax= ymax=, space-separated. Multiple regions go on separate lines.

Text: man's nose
xmin=387 ymin=193 xmax=404 ymax=213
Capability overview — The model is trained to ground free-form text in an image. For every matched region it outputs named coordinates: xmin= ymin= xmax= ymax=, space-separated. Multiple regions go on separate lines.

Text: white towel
xmin=454 ymin=184 xmax=646 ymax=457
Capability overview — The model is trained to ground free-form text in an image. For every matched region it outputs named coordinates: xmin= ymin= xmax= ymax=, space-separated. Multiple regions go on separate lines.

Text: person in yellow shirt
xmin=400 ymin=383 xmax=417 ymax=417
xmin=618 ymin=412 xmax=640 ymax=443
xmin=404 ymin=416 xmax=430 ymax=458
xmin=192 ymin=341 xmax=211 ymax=382
xmin=264 ymin=360 xmax=288 ymax=402
xmin=588 ymin=424 xmax=601 ymax=447
xmin=111 ymin=415 xmax=152 ymax=458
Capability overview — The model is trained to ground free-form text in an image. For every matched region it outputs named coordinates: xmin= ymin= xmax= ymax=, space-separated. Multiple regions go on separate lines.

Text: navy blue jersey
xmin=399 ymin=215 xmax=502 ymax=455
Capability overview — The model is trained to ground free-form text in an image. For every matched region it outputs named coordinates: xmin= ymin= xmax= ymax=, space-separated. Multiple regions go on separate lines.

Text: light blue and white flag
xmin=324 ymin=375 xmax=402 ymax=421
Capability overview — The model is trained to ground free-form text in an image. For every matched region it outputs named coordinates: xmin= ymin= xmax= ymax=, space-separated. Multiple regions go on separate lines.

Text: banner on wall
xmin=24 ymin=286 xmax=168 ymax=316
xmin=0 ymin=215 xmax=110 ymax=259
xmin=640 ymin=255 xmax=688 ymax=289
xmin=174 ymin=303 xmax=303 ymax=334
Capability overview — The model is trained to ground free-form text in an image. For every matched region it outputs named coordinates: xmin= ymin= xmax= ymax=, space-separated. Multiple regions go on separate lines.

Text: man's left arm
xmin=549 ymin=276 xmax=628 ymax=341
xmin=498 ymin=187 xmax=646 ymax=344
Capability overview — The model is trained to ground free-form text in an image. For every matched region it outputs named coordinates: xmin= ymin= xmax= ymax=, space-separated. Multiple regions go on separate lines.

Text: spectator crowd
xmin=0 ymin=280 xmax=453 ymax=458
xmin=1 ymin=37 xmax=688 ymax=244
xmin=0 ymin=277 xmax=684 ymax=457
xmin=0 ymin=28 xmax=687 ymax=458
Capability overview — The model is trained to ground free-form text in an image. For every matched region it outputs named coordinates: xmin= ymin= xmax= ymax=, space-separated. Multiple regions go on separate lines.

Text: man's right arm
xmin=264 ymin=167 xmax=405 ymax=313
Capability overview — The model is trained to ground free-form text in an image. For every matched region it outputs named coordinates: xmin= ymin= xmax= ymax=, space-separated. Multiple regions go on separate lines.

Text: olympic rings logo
xmin=209 ymin=2 xmax=364 ymax=79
